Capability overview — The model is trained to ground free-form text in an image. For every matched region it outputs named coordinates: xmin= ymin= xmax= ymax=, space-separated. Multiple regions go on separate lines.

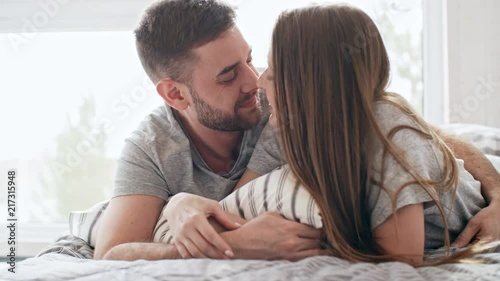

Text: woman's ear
xmin=156 ymin=79 xmax=189 ymax=111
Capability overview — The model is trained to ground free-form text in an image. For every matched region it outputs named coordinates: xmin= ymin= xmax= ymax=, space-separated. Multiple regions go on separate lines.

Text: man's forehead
xmin=193 ymin=27 xmax=251 ymax=72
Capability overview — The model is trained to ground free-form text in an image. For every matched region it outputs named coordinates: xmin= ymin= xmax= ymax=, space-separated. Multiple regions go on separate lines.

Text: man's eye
xmin=220 ymin=72 xmax=236 ymax=83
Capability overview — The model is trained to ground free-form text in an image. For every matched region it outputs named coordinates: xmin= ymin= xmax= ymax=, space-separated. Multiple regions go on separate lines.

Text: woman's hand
xmin=165 ymin=192 xmax=242 ymax=259
xmin=220 ymin=212 xmax=326 ymax=261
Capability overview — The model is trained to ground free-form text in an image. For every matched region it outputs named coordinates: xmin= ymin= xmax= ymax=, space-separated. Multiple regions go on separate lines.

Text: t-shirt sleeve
xmin=368 ymin=102 xmax=444 ymax=230
xmin=247 ymin=122 xmax=284 ymax=175
xmin=112 ymin=135 xmax=171 ymax=202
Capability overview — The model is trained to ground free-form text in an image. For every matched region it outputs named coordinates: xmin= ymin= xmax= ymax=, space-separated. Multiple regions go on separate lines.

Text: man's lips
xmin=239 ymin=95 xmax=257 ymax=108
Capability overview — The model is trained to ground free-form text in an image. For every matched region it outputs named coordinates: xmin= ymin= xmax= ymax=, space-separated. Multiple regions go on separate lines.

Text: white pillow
xmin=440 ymin=123 xmax=500 ymax=157
xmin=486 ymin=154 xmax=500 ymax=171
xmin=69 ymin=200 xmax=108 ymax=248
xmin=153 ymin=165 xmax=323 ymax=243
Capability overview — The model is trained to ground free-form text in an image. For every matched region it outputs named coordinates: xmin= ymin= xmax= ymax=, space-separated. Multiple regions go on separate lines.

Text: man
xmin=96 ymin=0 xmax=500 ymax=261
xmin=94 ymin=0 xmax=323 ymax=261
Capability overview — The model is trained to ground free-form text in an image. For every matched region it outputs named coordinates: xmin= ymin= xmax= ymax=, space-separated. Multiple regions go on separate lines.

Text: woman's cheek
xmin=269 ymin=113 xmax=278 ymax=127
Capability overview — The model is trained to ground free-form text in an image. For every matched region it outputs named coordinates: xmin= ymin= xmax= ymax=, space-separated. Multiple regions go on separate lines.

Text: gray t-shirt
xmin=112 ymin=103 xmax=270 ymax=202
xmin=248 ymin=101 xmax=487 ymax=249
xmin=369 ymin=101 xmax=486 ymax=249
xmin=247 ymin=123 xmax=283 ymax=175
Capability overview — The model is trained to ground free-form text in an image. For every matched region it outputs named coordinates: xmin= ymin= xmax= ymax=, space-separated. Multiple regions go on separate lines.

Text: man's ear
xmin=156 ymin=79 xmax=189 ymax=111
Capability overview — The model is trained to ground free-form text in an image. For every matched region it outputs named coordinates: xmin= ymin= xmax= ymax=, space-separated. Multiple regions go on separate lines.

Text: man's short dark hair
xmin=135 ymin=0 xmax=236 ymax=84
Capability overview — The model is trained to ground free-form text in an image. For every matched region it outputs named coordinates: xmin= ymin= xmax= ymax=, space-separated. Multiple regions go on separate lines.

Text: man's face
xmin=186 ymin=27 xmax=262 ymax=131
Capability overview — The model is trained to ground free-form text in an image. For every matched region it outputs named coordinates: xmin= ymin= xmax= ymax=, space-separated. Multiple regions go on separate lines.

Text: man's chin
xmin=238 ymin=107 xmax=263 ymax=129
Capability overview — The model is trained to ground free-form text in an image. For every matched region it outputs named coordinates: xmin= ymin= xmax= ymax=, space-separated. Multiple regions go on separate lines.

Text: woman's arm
xmin=373 ymin=203 xmax=425 ymax=264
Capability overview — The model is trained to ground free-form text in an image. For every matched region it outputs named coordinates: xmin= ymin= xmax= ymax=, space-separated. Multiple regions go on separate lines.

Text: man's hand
xmin=452 ymin=200 xmax=500 ymax=248
xmin=166 ymin=192 xmax=243 ymax=259
xmin=221 ymin=212 xmax=327 ymax=261
xmin=435 ymin=127 xmax=500 ymax=247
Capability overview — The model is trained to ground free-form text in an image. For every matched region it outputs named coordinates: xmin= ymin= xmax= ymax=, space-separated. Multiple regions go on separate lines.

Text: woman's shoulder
xmin=371 ymin=98 xmax=445 ymax=176
xmin=373 ymin=99 xmax=421 ymax=136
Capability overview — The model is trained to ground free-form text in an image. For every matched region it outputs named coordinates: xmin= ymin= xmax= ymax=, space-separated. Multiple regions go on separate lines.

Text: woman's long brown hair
xmin=270 ymin=4 xmax=479 ymax=266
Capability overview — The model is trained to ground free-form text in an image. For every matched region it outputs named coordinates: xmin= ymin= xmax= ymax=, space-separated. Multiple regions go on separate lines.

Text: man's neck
xmin=175 ymin=111 xmax=243 ymax=173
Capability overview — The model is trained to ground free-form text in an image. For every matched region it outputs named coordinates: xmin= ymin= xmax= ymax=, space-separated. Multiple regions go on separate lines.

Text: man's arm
xmin=102 ymin=210 xmax=324 ymax=261
xmin=437 ymin=129 xmax=500 ymax=203
xmin=103 ymin=242 xmax=180 ymax=261
xmin=163 ymin=193 xmax=323 ymax=260
xmin=220 ymin=212 xmax=326 ymax=261
xmin=435 ymin=128 xmax=500 ymax=247
xmin=94 ymin=195 xmax=165 ymax=260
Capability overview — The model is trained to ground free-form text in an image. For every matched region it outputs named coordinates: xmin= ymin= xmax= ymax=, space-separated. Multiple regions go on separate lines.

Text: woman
xmin=253 ymin=4 xmax=492 ymax=265
xmin=161 ymin=4 xmax=498 ymax=265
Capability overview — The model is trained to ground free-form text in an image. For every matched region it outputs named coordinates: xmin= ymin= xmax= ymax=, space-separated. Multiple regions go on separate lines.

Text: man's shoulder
xmin=126 ymin=104 xmax=188 ymax=152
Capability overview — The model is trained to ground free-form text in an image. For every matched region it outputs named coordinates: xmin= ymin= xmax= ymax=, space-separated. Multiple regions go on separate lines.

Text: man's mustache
xmin=236 ymin=89 xmax=260 ymax=107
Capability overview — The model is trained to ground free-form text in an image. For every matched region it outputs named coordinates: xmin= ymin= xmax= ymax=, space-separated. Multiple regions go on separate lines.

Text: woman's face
xmin=257 ymin=51 xmax=278 ymax=127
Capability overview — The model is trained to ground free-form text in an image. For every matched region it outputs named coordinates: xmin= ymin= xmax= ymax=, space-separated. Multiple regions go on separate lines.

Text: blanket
xmin=1 ymin=235 xmax=499 ymax=281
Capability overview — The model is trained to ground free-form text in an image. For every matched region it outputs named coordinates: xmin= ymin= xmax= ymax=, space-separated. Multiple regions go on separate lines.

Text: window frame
xmin=422 ymin=0 xmax=448 ymax=125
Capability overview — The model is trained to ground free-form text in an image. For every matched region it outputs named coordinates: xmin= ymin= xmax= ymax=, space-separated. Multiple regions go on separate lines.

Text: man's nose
xmin=240 ymin=64 xmax=259 ymax=93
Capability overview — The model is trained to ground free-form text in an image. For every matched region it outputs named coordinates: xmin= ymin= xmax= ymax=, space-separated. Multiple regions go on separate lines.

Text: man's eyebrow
xmin=215 ymin=48 xmax=253 ymax=78
xmin=216 ymin=62 xmax=240 ymax=78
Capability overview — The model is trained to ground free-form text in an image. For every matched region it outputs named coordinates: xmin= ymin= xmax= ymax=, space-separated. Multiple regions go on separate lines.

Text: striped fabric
xmin=69 ymin=200 xmax=109 ymax=247
xmin=37 ymin=234 xmax=94 ymax=259
xmin=153 ymin=165 xmax=322 ymax=243
xmin=68 ymin=166 xmax=322 ymax=247
xmin=70 ymin=153 xmax=500 ymax=246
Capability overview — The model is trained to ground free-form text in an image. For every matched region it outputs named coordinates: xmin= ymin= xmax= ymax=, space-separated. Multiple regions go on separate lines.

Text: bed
xmin=1 ymin=123 xmax=500 ymax=281
xmin=2 ymin=236 xmax=500 ymax=281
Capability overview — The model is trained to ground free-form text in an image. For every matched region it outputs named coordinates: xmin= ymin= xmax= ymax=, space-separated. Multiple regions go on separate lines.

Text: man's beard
xmin=190 ymin=86 xmax=262 ymax=132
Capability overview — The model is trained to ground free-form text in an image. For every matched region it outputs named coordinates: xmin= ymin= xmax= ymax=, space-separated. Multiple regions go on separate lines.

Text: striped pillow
xmin=69 ymin=166 xmax=322 ymax=246
xmin=69 ymin=200 xmax=109 ymax=248
xmin=153 ymin=165 xmax=323 ymax=243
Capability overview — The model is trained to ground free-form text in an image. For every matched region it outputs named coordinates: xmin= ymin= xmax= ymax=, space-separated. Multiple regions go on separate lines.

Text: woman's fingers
xmin=196 ymin=218 xmax=234 ymax=258
xmin=174 ymin=217 xmax=233 ymax=258
xmin=175 ymin=241 xmax=193 ymax=259
xmin=211 ymin=204 xmax=241 ymax=231
xmin=191 ymin=228 xmax=230 ymax=259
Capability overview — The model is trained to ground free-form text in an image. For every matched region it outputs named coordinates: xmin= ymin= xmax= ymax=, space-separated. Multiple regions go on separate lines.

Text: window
xmin=0 ymin=0 xmax=424 ymax=255
xmin=236 ymin=0 xmax=424 ymax=112
xmin=0 ymin=32 xmax=160 ymax=224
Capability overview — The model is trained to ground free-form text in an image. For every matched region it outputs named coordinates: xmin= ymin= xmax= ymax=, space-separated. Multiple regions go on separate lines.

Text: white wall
xmin=447 ymin=0 xmax=500 ymax=128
